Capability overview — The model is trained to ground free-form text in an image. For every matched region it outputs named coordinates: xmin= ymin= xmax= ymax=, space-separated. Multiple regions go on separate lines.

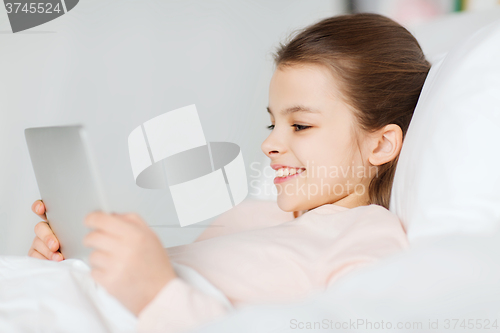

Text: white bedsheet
xmin=0 ymin=256 xmax=137 ymax=333
xmin=0 ymin=256 xmax=232 ymax=333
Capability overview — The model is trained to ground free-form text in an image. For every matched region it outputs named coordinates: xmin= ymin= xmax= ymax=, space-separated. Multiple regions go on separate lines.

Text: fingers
xmin=83 ymin=229 xmax=119 ymax=253
xmin=51 ymin=251 xmax=64 ymax=261
xmin=31 ymin=200 xmax=47 ymax=221
xmin=29 ymin=236 xmax=63 ymax=261
xmin=84 ymin=211 xmax=136 ymax=237
xmin=28 ymin=248 xmax=49 ymax=260
xmin=30 ymin=237 xmax=52 ymax=259
xmin=28 ymin=237 xmax=64 ymax=261
xmin=120 ymin=213 xmax=147 ymax=226
xmin=34 ymin=221 xmax=60 ymax=252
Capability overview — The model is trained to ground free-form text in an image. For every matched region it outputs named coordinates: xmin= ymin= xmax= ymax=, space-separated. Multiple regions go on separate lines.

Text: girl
xmin=28 ymin=13 xmax=430 ymax=333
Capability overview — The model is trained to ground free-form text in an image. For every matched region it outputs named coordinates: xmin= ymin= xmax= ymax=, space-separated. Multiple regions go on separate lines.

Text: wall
xmin=0 ymin=0 xmax=347 ymax=255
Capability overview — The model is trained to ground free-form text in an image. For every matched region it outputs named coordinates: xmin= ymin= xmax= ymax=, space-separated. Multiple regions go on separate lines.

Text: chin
xmin=276 ymin=193 xmax=310 ymax=213
xmin=276 ymin=194 xmax=298 ymax=212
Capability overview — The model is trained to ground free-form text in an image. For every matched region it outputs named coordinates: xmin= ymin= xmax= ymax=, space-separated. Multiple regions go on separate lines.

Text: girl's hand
xmin=83 ymin=211 xmax=177 ymax=316
xmin=28 ymin=200 xmax=64 ymax=261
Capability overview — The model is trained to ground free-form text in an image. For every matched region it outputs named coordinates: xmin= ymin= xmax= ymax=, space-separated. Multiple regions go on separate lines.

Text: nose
xmin=261 ymin=130 xmax=285 ymax=158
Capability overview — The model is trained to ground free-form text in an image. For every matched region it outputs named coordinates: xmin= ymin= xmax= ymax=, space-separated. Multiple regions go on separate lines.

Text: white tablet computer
xmin=25 ymin=125 xmax=109 ymax=265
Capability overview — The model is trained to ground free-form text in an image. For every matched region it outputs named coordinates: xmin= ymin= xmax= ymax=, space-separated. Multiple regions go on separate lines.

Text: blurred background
xmin=1 ymin=0 xmax=499 ymax=255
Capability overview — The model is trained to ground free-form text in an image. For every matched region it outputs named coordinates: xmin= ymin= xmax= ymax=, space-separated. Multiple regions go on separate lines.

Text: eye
xmin=292 ymin=124 xmax=311 ymax=131
xmin=266 ymin=124 xmax=311 ymax=131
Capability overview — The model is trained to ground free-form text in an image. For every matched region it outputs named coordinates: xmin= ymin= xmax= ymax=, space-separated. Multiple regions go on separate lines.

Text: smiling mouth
xmin=274 ymin=168 xmax=306 ymax=184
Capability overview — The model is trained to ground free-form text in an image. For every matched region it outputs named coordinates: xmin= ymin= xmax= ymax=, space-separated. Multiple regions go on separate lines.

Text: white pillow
xmin=389 ymin=18 xmax=500 ymax=243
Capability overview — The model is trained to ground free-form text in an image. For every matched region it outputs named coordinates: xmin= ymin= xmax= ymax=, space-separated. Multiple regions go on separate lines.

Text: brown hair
xmin=272 ymin=13 xmax=431 ymax=209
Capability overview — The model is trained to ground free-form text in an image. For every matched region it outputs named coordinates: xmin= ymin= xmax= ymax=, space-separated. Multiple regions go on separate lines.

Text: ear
xmin=366 ymin=124 xmax=403 ymax=166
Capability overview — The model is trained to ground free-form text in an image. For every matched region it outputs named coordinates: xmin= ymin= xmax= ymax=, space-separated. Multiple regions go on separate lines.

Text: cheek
xmin=309 ymin=132 xmax=352 ymax=165
xmin=305 ymin=139 xmax=356 ymax=184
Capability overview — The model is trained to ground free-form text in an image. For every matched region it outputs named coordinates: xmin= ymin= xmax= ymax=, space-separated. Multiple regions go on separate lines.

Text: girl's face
xmin=261 ymin=63 xmax=373 ymax=212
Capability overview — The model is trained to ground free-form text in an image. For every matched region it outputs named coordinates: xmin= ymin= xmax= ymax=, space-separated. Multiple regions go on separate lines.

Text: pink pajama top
xmin=136 ymin=200 xmax=409 ymax=332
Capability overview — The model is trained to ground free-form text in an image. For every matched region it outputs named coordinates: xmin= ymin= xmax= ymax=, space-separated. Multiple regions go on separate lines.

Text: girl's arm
xmin=194 ymin=199 xmax=294 ymax=242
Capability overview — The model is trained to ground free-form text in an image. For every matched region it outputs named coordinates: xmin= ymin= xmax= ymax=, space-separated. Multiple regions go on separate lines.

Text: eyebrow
xmin=267 ymin=105 xmax=321 ymax=116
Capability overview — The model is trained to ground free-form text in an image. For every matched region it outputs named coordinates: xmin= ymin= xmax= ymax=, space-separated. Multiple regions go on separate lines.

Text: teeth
xmin=275 ymin=167 xmax=305 ymax=178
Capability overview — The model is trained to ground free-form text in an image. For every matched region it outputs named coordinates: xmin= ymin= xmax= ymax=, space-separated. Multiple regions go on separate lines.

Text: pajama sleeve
xmin=194 ymin=199 xmax=294 ymax=242
xmin=136 ymin=277 xmax=232 ymax=333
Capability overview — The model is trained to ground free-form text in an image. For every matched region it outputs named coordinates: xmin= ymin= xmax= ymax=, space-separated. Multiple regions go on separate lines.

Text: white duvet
xmin=0 ymin=256 xmax=232 ymax=333
xmin=4 ymin=231 xmax=500 ymax=333
xmin=0 ymin=256 xmax=137 ymax=333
